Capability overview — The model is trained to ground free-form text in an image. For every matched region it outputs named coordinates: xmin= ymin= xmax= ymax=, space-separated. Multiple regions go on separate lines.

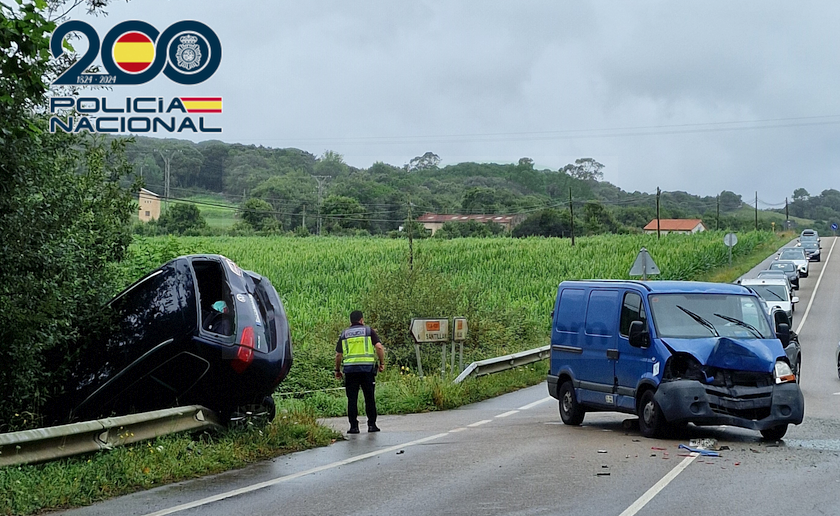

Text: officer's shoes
xmin=348 ymin=425 xmax=360 ymax=434
xmin=368 ymin=424 xmax=380 ymax=432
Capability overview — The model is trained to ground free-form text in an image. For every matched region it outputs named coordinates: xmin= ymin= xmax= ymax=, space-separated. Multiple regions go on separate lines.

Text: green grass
xmin=0 ymin=405 xmax=339 ymax=516
xmin=170 ymin=193 xmax=238 ymax=228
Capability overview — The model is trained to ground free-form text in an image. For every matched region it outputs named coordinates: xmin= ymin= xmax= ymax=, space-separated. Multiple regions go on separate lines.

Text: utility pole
xmin=569 ymin=188 xmax=575 ymax=246
xmin=302 ymin=204 xmax=306 ymax=230
xmin=407 ymin=198 xmax=414 ymax=269
xmin=156 ymin=149 xmax=180 ymax=211
xmin=313 ymin=175 xmax=330 ymax=235
xmin=716 ymin=195 xmax=720 ymax=231
xmin=785 ymin=197 xmax=789 ymax=230
xmin=656 ymin=187 xmax=661 ymax=240
xmin=755 ymin=191 xmax=758 ymax=231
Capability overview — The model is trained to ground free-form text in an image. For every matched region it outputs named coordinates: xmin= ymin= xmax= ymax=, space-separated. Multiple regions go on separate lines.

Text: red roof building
xmin=643 ymin=218 xmax=706 ymax=235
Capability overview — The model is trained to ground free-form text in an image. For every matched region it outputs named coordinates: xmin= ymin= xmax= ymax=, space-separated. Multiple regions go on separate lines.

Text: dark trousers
xmin=344 ymin=371 xmax=377 ymax=426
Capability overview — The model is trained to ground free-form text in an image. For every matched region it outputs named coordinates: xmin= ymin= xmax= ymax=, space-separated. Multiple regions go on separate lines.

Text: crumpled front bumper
xmin=654 ymin=379 xmax=804 ymax=431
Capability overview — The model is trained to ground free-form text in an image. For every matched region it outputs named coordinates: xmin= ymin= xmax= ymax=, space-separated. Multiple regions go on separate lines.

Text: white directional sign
xmin=410 ymin=318 xmax=450 ymax=343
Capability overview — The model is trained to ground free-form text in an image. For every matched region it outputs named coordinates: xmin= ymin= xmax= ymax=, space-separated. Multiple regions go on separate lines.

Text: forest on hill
xmin=123 ymin=136 xmax=838 ymax=237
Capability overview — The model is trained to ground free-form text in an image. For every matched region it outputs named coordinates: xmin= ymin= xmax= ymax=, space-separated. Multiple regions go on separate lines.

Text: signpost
xmin=628 ymin=247 xmax=660 ymax=280
xmin=832 ymin=223 xmax=838 ymax=236
xmin=410 ymin=318 xmax=450 ymax=377
xmin=452 ymin=317 xmax=468 ymax=372
xmin=724 ymin=232 xmax=738 ymax=265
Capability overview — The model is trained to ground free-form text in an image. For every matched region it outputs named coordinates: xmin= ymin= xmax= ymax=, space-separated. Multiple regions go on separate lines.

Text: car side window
xmin=620 ymin=292 xmax=646 ymax=337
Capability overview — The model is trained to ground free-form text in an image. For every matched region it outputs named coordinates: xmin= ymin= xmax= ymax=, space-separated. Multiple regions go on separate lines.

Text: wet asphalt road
xmin=59 ymin=238 xmax=840 ymax=516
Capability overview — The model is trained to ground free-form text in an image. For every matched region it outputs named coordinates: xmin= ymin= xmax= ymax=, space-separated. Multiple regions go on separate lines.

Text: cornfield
xmin=122 ymin=231 xmax=780 ymax=354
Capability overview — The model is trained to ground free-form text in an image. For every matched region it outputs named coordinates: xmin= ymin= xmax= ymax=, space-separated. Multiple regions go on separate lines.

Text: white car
xmin=776 ymin=247 xmax=809 ymax=278
xmin=740 ymin=277 xmax=799 ymax=323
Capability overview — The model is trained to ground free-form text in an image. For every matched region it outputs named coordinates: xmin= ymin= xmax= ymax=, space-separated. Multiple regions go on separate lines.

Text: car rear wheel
xmin=558 ymin=381 xmax=585 ymax=426
xmin=638 ymin=389 xmax=667 ymax=438
xmin=760 ymin=424 xmax=788 ymax=440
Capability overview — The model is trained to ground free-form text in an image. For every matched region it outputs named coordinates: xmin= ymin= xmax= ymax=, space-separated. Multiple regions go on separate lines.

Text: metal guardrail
xmin=453 ymin=345 xmax=550 ymax=384
xmin=0 ymin=405 xmax=222 ymax=467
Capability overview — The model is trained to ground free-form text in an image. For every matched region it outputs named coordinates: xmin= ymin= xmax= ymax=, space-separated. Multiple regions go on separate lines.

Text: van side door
xmin=615 ymin=290 xmax=656 ymax=411
xmin=576 ymin=289 xmax=620 ymax=407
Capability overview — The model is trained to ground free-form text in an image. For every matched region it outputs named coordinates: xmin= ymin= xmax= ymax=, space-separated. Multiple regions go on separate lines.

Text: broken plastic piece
xmin=678 ymin=444 xmax=720 ymax=456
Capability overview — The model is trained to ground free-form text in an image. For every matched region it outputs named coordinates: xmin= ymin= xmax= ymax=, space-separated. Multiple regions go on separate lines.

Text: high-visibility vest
xmin=341 ymin=326 xmax=377 ymax=367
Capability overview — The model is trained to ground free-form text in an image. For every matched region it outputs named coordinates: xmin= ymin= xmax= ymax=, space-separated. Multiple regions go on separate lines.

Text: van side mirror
xmin=776 ymin=322 xmax=790 ymax=346
xmin=791 ymin=296 xmax=799 ymax=304
xmin=628 ymin=320 xmax=649 ymax=348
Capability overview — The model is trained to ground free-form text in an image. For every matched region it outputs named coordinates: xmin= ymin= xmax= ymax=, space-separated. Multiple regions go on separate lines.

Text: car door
xmin=615 ymin=290 xmax=656 ymax=411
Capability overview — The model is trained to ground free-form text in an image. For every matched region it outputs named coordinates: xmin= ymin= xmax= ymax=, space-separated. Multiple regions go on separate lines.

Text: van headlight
xmin=774 ymin=360 xmax=796 ymax=384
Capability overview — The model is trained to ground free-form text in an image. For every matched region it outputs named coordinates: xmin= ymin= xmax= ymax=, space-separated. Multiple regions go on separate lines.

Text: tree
xmin=1 ymin=1 xmax=136 ymax=429
xmin=583 ymin=201 xmax=623 ymax=235
xmin=321 ymin=195 xmax=368 ymax=232
xmin=561 ymin=158 xmax=605 ymax=181
xmin=408 ymin=151 xmax=441 ymax=172
xmin=157 ymin=203 xmax=207 ymax=234
xmin=792 ymin=188 xmax=810 ymax=202
xmin=512 ymin=209 xmax=573 ymax=238
xmin=240 ymin=197 xmax=280 ymax=233
xmin=719 ymin=190 xmax=743 ymax=212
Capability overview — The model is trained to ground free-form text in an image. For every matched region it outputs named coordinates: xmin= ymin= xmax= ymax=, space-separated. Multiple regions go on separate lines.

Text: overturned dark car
xmin=45 ymin=255 xmax=292 ymax=425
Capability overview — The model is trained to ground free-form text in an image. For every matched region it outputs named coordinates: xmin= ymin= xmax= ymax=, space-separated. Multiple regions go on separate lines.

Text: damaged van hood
xmin=660 ymin=337 xmax=784 ymax=373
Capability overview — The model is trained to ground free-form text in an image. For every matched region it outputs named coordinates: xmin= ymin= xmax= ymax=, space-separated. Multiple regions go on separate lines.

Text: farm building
xmin=138 ymin=188 xmax=161 ymax=222
xmin=643 ymin=218 xmax=706 ymax=235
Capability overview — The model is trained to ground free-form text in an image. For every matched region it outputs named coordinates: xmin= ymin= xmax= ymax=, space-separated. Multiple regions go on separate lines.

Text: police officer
xmin=335 ymin=310 xmax=385 ymax=433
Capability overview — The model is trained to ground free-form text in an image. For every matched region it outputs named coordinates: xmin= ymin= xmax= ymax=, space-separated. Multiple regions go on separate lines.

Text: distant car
xmin=763 ymin=260 xmax=799 ymax=289
xmin=801 ymin=241 xmax=821 ymax=261
xmin=45 ymin=254 xmax=293 ymax=425
xmin=776 ymin=247 xmax=809 ymax=278
xmin=756 ymin=270 xmax=794 ymax=294
xmin=800 ymin=228 xmax=819 ymax=242
xmin=740 ymin=277 xmax=798 ymax=323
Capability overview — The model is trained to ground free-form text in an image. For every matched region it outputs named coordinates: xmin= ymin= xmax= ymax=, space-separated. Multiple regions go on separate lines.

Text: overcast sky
xmin=67 ymin=1 xmax=840 ymax=206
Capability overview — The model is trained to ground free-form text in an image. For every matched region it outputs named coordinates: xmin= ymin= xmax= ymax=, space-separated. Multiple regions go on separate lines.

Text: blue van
xmin=546 ymin=280 xmax=804 ymax=439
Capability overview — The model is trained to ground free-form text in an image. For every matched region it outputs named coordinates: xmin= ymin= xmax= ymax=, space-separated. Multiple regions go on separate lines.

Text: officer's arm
xmin=335 ymin=352 xmax=343 ymax=378
xmin=374 ymin=342 xmax=385 ymax=371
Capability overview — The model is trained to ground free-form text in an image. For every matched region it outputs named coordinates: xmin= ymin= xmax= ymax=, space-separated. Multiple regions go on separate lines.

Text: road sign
xmin=629 ymin=247 xmax=660 ymax=280
xmin=832 ymin=223 xmax=838 ymax=231
xmin=410 ymin=318 xmax=449 ymax=343
xmin=453 ymin=317 xmax=468 ymax=341
xmin=724 ymin=233 xmax=738 ymax=247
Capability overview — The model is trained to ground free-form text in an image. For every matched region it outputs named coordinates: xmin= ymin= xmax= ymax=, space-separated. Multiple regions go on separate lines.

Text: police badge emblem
xmin=175 ymin=34 xmax=202 ymax=71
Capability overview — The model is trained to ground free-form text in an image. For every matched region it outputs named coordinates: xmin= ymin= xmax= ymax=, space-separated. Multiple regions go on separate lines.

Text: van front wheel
xmin=638 ymin=390 xmax=667 ymax=438
xmin=559 ymin=381 xmax=585 ymax=426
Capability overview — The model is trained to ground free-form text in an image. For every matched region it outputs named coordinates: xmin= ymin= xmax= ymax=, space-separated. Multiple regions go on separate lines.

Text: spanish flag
xmin=113 ymin=32 xmax=155 ymax=73
xmin=180 ymin=97 xmax=223 ymax=113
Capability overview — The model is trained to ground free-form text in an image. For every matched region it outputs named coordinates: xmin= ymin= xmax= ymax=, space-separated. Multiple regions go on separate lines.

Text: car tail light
xmin=232 ymin=326 xmax=255 ymax=374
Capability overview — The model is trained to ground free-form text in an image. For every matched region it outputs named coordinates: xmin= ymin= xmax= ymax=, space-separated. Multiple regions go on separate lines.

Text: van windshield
xmin=649 ymin=293 xmax=772 ymax=339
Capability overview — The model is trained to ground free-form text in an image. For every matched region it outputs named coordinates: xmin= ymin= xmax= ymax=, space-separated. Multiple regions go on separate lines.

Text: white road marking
xmin=496 ymin=410 xmax=519 ymax=418
xmin=450 ymin=427 xmax=468 ymax=432
xmin=518 ymin=396 xmax=552 ymax=410
xmin=468 ymin=419 xmax=492 ymax=427
xmin=618 ymin=453 xmax=699 ymax=516
xmin=795 ymin=236 xmax=835 ymax=334
xmin=142 ymin=432 xmax=451 ymax=516
xmin=832 ymin=392 xmax=840 ymax=396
